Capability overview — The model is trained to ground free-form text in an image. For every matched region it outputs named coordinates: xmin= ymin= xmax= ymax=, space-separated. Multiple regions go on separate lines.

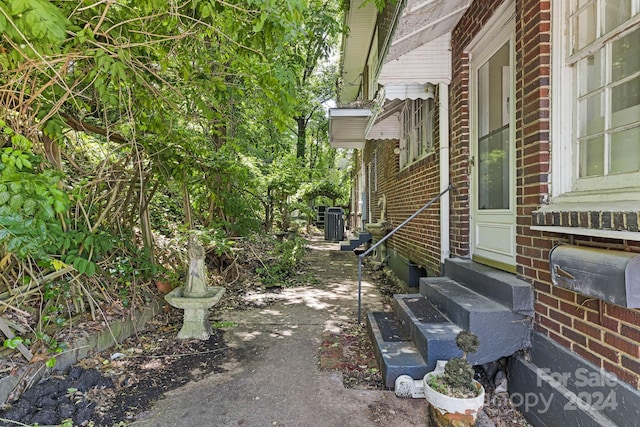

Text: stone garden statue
xmin=164 ymin=236 xmax=225 ymax=340
xmin=378 ymin=194 xmax=387 ymax=222
xmin=185 ymin=237 xmax=207 ymax=298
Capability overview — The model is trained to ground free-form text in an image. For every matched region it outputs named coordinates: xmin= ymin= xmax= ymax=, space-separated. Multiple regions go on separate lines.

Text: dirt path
xmin=132 ymin=237 xmax=427 ymax=427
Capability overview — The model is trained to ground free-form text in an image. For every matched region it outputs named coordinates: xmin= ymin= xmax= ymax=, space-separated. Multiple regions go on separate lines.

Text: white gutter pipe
xmin=439 ymin=82 xmax=451 ymax=269
xmin=361 ymin=154 xmax=367 ymax=230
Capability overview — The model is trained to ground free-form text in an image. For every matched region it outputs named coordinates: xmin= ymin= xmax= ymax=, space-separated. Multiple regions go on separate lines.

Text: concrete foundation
xmin=508 ymin=332 xmax=640 ymax=426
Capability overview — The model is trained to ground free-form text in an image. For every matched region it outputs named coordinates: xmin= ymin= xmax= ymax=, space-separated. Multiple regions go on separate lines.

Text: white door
xmin=470 ymin=13 xmax=516 ymax=272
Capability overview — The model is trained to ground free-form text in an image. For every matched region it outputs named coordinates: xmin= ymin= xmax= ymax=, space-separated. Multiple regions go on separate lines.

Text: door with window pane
xmin=470 ymin=22 xmax=516 ymax=272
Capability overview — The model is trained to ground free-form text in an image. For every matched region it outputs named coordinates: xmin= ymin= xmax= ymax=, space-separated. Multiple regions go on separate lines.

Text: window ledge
xmin=531 ymin=225 xmax=640 ymax=242
xmin=537 ymin=200 xmax=640 ymax=214
xmin=532 ymin=193 xmax=639 ymax=237
xmin=540 ymin=189 xmax=640 ymax=213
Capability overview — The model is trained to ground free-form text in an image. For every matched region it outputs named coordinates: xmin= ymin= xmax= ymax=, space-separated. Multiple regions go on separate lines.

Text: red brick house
xmin=330 ymin=0 xmax=640 ymax=425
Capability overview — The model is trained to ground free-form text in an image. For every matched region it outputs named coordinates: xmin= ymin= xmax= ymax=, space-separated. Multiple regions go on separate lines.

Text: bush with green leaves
xmin=0 ymin=121 xmax=110 ymax=276
xmin=0 ymin=122 xmax=68 ymax=260
xmin=257 ymin=236 xmax=307 ymax=287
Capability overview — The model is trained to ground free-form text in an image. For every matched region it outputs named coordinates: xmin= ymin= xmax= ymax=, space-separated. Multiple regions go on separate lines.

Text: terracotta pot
xmin=424 ymin=368 xmax=485 ymax=427
xmin=155 ymin=280 xmax=173 ymax=294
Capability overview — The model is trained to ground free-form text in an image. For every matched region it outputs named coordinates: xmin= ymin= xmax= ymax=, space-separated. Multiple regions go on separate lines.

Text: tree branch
xmin=60 ymin=113 xmax=127 ymax=144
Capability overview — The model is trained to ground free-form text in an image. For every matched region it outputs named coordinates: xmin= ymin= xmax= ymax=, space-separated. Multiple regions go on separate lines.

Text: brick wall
xmin=517 ymin=0 xmax=640 ymax=388
xmin=362 ymin=98 xmax=443 ymax=275
xmin=449 ymin=0 xmax=640 ymax=388
xmin=350 ymin=150 xmax=363 ymax=231
xmin=357 ymin=0 xmax=640 ymax=388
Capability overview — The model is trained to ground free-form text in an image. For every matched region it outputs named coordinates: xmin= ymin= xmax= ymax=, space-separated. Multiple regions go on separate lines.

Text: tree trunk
xmin=139 ymin=186 xmax=156 ymax=266
xmin=265 ymin=187 xmax=274 ymax=232
xmin=183 ymin=182 xmax=193 ymax=230
xmin=296 ymin=116 xmax=306 ymax=159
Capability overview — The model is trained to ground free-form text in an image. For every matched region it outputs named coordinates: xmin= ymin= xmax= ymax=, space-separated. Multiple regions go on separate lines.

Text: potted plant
xmin=154 ymin=268 xmax=179 ymax=294
xmin=424 ymin=331 xmax=485 ymax=426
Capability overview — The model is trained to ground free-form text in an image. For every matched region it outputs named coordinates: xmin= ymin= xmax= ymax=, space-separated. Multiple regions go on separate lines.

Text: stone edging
xmin=0 ymin=300 xmax=163 ymax=405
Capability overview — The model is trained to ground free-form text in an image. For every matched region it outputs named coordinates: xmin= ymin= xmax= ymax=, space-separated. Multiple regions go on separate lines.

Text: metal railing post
xmin=357 ymin=185 xmax=453 ymax=323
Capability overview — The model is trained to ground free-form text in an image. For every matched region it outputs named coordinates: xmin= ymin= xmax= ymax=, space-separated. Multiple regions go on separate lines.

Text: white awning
xmin=380 ymin=33 xmax=453 ymax=85
xmin=387 ymin=0 xmax=473 ymax=61
xmin=328 ymin=108 xmax=372 ymax=149
xmin=384 ymin=83 xmax=435 ymax=100
xmin=366 ymin=112 xmax=401 ymax=140
xmin=365 ymin=85 xmax=433 ymax=140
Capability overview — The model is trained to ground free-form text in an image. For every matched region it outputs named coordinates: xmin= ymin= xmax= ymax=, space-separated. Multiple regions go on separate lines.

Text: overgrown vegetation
xmin=256 ymin=236 xmax=308 ymax=288
xmin=0 ymin=0 xmax=352 ymax=367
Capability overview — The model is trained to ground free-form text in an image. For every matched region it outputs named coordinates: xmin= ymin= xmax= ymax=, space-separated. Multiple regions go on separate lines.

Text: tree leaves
xmin=0 ymin=0 xmax=349 ymax=274
xmin=0 ymin=0 xmax=69 ymax=44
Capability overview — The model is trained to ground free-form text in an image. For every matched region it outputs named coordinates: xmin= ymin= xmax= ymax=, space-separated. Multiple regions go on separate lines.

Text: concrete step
xmin=443 ymin=258 xmax=534 ymax=316
xmin=392 ymin=295 xmax=462 ymax=366
xmin=419 ymin=277 xmax=532 ymax=365
xmin=366 ymin=312 xmax=430 ymax=388
xmin=508 ymin=332 xmax=637 ymax=427
xmin=339 ymin=232 xmax=371 ymax=251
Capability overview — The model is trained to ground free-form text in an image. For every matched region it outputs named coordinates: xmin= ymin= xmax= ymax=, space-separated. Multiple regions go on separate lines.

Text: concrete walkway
xmin=132 ymin=236 xmax=427 ymax=426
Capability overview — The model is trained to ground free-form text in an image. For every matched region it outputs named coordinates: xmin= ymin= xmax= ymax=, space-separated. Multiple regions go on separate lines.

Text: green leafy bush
xmin=0 ymin=122 xmax=69 ymax=261
xmin=0 ymin=121 xmax=111 ymax=276
xmin=257 ymin=236 xmax=307 ymax=287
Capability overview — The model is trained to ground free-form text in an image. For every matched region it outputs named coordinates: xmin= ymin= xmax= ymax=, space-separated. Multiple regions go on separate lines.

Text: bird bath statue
xmin=165 ymin=237 xmax=225 ymax=340
xmin=365 ymin=194 xmax=391 ymax=264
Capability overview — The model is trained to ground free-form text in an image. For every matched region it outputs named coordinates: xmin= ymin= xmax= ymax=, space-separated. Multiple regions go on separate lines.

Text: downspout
xmin=361 ymin=153 xmax=367 ymax=230
xmin=439 ymin=82 xmax=450 ymax=272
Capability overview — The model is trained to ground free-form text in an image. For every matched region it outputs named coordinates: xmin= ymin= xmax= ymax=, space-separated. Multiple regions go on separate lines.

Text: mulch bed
xmin=318 ymin=323 xmax=384 ymax=390
xmin=0 ymin=309 xmax=229 ymax=427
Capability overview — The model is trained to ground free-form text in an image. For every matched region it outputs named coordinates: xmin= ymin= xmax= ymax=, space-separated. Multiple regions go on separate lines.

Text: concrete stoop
xmin=443 ymin=258 xmax=534 ymax=316
xmin=367 ymin=258 xmax=533 ymax=389
xmin=366 ymin=312 xmax=431 ymax=388
xmin=508 ymin=332 xmax=640 ymax=427
xmin=393 ymin=295 xmax=462 ymax=371
xmin=419 ymin=277 xmax=532 ymax=364
xmin=339 ymin=231 xmax=371 ymax=251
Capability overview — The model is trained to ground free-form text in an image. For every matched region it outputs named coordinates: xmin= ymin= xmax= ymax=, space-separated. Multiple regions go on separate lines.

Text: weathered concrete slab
xmin=367 ymin=311 xmax=430 ymax=388
xmin=132 ymin=237 xmax=428 ymax=426
xmin=443 ymin=258 xmax=534 ymax=315
xmin=393 ymin=295 xmax=461 ymax=368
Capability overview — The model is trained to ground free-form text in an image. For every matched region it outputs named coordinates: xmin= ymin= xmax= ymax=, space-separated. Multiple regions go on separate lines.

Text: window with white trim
xmin=399 ymin=98 xmax=435 ymax=169
xmin=553 ymin=0 xmax=640 ymax=196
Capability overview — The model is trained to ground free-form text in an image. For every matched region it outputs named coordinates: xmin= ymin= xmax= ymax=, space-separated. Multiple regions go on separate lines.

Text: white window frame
xmin=399 ymin=98 xmax=435 ymax=169
xmin=551 ymin=0 xmax=640 ymax=205
xmin=400 ymin=102 xmax=410 ymax=168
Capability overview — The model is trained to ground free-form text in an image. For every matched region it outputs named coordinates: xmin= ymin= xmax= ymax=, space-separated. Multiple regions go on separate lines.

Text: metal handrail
xmin=357 ymin=184 xmax=454 ymax=323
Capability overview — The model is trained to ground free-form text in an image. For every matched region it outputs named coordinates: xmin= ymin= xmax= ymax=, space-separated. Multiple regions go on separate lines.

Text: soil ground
xmin=0 ymin=234 xmax=531 ymax=426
